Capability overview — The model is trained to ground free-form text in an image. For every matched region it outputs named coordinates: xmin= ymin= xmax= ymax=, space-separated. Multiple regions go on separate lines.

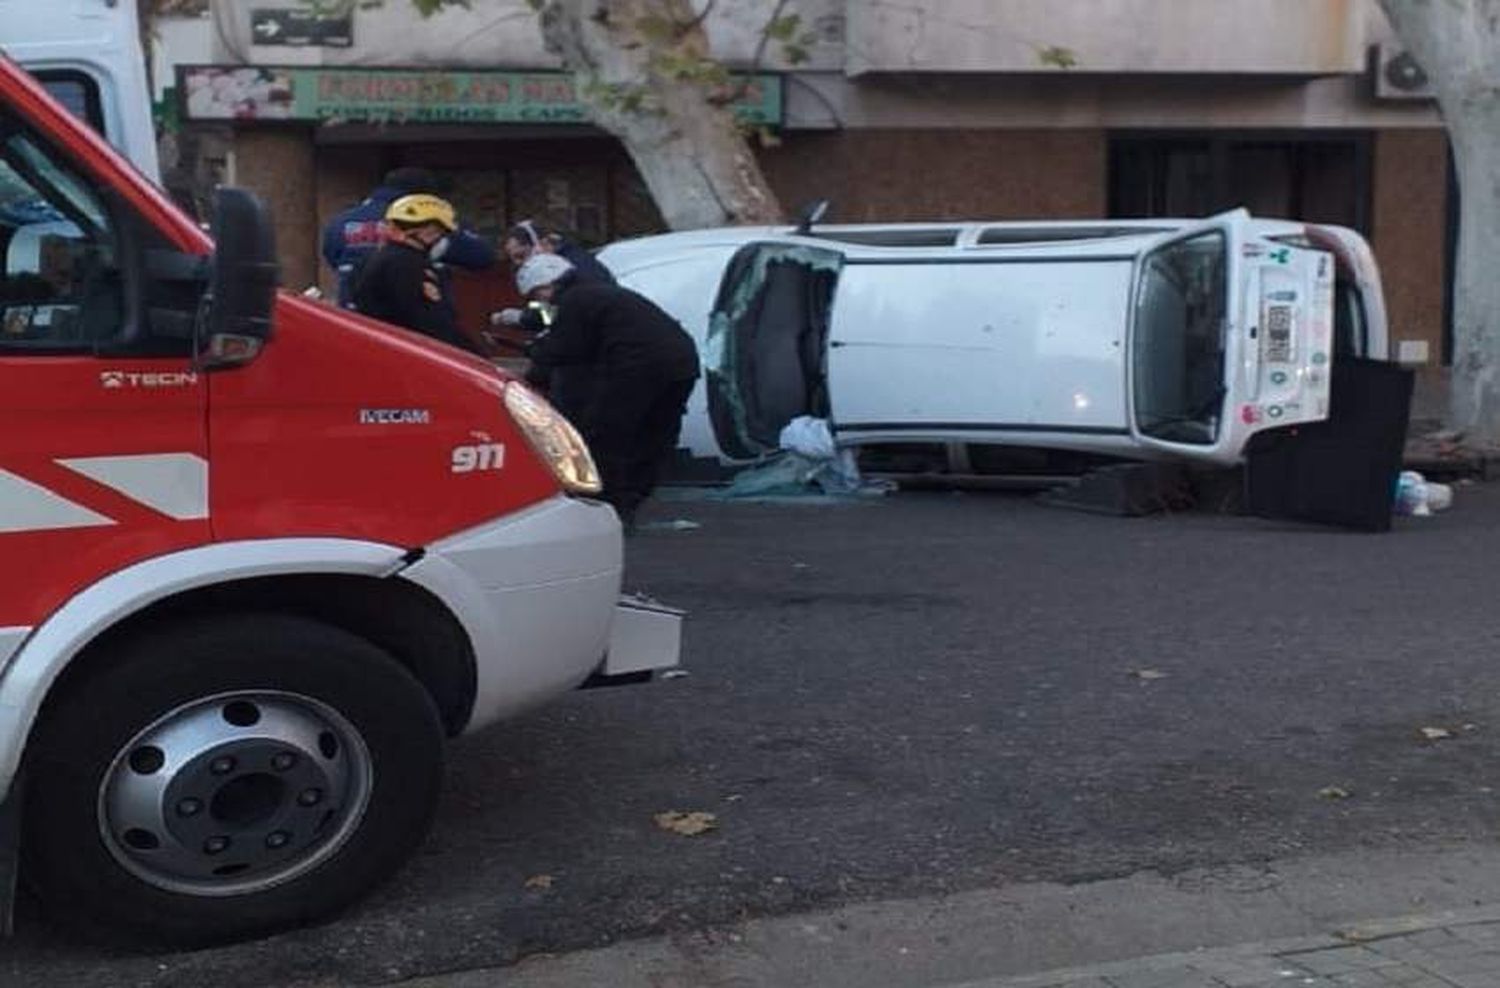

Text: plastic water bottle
xmin=1395 ymin=471 xmax=1431 ymax=516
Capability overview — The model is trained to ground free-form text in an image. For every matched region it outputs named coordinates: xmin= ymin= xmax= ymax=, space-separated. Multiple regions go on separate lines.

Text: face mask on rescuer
xmin=428 ymin=236 xmax=452 ymax=262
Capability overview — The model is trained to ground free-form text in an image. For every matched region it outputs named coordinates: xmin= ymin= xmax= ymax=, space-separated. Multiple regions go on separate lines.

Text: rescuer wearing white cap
xmin=515 ymin=254 xmax=700 ymax=529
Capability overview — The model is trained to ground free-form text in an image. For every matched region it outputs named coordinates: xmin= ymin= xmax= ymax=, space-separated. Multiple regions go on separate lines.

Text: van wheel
xmin=23 ymin=613 xmax=444 ymax=947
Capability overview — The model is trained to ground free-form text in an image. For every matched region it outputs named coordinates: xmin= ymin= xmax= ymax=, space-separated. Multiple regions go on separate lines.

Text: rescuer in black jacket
xmin=491 ymin=220 xmax=617 ymax=420
xmin=516 ymin=253 xmax=700 ymax=528
xmin=352 ymin=194 xmax=481 ymax=355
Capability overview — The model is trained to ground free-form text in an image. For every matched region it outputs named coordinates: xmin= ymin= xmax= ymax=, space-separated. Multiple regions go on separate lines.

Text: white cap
xmin=516 ymin=253 xmax=575 ymax=296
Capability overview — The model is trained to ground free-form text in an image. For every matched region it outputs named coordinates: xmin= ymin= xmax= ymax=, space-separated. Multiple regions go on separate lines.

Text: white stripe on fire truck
xmin=56 ymin=453 xmax=209 ymax=521
xmin=0 ymin=469 xmax=116 ymax=533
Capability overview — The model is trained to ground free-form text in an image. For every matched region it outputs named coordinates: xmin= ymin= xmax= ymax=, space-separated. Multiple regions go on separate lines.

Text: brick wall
xmin=230 ymin=129 xmax=319 ymax=292
xmin=759 ymin=130 xmax=1108 ymax=221
xmin=313 ymin=147 xmax=385 ymax=297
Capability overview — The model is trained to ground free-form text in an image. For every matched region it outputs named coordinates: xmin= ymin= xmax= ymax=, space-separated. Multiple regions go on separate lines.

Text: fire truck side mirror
xmin=205 ymin=187 xmax=279 ymax=360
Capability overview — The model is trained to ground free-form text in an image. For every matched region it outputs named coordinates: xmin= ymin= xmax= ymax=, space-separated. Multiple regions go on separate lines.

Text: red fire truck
xmin=0 ymin=56 xmax=681 ymax=944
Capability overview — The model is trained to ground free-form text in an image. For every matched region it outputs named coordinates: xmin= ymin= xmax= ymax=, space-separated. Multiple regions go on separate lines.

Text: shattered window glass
xmin=706 ymin=243 xmax=844 ymax=458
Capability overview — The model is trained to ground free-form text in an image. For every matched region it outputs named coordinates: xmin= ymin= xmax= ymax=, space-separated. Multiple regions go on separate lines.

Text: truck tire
xmin=22 ymin=612 xmax=445 ymax=947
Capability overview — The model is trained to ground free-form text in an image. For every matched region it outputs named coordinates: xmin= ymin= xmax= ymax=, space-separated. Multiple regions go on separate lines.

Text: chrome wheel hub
xmin=98 ymin=690 xmax=373 ymax=896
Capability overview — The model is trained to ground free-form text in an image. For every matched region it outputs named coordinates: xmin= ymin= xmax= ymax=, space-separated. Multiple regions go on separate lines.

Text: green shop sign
xmin=177 ymin=65 xmax=783 ymax=126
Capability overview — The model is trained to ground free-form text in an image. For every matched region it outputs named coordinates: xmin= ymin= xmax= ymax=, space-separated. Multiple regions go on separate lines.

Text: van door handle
xmin=830 ymin=340 xmax=847 ymax=348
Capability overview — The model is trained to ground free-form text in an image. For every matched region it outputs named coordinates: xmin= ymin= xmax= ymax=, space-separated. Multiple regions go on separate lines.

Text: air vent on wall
xmin=1373 ymin=42 xmax=1434 ymax=100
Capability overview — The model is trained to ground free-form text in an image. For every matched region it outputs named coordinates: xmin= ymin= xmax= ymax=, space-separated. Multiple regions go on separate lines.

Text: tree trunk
xmin=1379 ymin=0 xmax=1500 ymax=443
xmin=537 ymin=0 xmax=785 ymax=230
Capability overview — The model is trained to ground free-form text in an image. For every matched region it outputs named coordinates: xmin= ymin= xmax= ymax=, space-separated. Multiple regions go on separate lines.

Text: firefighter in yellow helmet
xmin=352 ymin=194 xmax=481 ymax=354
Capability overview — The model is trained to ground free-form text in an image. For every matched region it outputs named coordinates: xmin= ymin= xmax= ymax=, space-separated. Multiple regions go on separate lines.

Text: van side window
xmin=33 ymin=71 xmax=106 ymax=135
xmin=0 ymin=119 xmax=124 ymax=349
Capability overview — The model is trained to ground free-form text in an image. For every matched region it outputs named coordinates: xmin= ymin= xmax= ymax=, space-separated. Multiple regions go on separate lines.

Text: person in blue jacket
xmin=321 ymin=167 xmax=495 ymax=309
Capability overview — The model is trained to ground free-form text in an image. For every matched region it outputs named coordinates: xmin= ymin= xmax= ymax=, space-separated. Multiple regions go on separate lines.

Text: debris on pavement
xmin=1318 ymin=786 xmax=1353 ymax=800
xmin=715 ymin=417 xmax=894 ymax=500
xmin=1129 ymin=668 xmax=1168 ymax=682
xmin=1042 ymin=463 xmax=1197 ymax=518
xmin=638 ymin=519 xmax=702 ymax=532
xmin=718 ymin=454 xmax=841 ymax=498
xmin=779 ymin=415 xmax=839 ymax=460
xmin=1419 ymin=726 xmax=1454 ymax=741
xmin=654 ymin=811 xmax=719 ymax=837
xmin=524 ymin=874 xmax=555 ymax=890
xmin=1395 ymin=471 xmax=1455 ymax=517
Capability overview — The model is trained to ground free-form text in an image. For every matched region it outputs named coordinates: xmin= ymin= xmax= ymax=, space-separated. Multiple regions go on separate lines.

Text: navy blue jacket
xmin=554 ymin=240 xmax=617 ymax=286
xmin=321 ymin=185 xmax=496 ymax=308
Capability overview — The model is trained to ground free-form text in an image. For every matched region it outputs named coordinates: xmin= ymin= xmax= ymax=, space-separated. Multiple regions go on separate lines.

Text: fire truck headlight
xmin=503 ymin=382 xmax=603 ymax=495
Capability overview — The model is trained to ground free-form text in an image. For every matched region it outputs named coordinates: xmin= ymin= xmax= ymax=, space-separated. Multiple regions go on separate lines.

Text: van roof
xmin=599 ymin=214 xmax=1325 ymax=269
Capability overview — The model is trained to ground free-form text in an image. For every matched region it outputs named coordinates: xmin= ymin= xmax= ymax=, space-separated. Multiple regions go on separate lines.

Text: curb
xmin=938 ymin=904 xmax=1500 ymax=988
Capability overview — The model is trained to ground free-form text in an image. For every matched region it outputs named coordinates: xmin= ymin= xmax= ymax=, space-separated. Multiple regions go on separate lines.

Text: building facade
xmin=178 ymin=0 xmax=1450 ymax=411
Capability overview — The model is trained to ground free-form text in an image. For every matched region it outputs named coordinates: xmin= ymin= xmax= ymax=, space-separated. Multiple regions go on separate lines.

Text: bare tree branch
xmin=749 ymin=0 xmax=793 ymax=70
xmin=678 ymin=0 xmax=718 ymax=35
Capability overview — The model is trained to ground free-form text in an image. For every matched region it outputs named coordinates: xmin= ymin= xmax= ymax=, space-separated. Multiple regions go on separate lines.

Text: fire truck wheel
xmin=22 ymin=612 xmax=445 ymax=947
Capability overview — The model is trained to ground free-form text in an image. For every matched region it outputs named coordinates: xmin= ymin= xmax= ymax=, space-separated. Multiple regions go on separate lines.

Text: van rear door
xmin=1128 ymin=210 xmax=1335 ymax=465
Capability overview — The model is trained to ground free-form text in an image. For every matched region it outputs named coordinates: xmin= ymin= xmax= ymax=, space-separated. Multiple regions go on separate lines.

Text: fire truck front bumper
xmin=398 ymin=495 xmax=683 ymax=734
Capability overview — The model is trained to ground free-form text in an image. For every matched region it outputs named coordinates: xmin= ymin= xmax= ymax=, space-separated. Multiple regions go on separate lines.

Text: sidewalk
xmin=400 ymin=847 xmax=1500 ymax=988
xmin=953 ymin=907 xmax=1500 ymax=988
xmin=1403 ymin=433 xmax=1500 ymax=482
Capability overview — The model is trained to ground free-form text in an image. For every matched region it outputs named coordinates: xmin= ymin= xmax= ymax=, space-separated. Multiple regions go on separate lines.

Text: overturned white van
xmin=599 ymin=210 xmax=1388 ymax=471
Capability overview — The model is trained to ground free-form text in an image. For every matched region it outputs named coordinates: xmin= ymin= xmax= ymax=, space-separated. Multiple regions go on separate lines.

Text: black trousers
xmin=585 ymin=375 xmax=695 ymax=522
xmin=543 ymin=365 xmax=599 ymax=428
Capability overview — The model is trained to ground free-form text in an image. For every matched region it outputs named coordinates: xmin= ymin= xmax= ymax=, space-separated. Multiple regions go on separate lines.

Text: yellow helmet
xmin=385 ymin=193 xmax=456 ymax=231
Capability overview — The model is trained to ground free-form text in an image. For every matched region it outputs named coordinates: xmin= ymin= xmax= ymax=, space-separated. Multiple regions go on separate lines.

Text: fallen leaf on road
xmin=524 ymin=874 xmax=554 ymax=890
xmin=1318 ymin=786 xmax=1352 ymax=800
xmin=1129 ymin=668 xmax=1168 ymax=681
xmin=654 ymin=811 xmax=718 ymax=836
xmin=1420 ymin=726 xmax=1453 ymax=741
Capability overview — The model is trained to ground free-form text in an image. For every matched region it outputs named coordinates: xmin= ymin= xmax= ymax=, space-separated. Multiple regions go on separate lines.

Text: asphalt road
xmin=8 ymin=485 xmax=1500 ymax=987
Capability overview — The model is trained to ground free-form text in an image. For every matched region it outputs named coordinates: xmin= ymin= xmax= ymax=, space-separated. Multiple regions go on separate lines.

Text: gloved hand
xmin=490 ymin=308 xmax=525 ymax=328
